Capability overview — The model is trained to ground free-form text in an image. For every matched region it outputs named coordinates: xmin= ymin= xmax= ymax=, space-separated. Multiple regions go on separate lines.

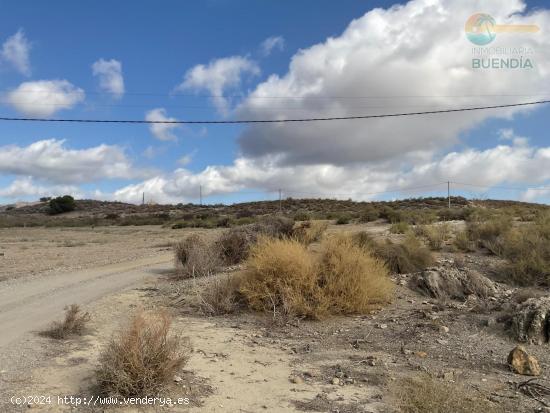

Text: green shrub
xmin=335 ymin=215 xmax=351 ymax=225
xmin=359 ymin=207 xmax=380 ymax=223
xmin=49 ymin=195 xmax=76 ymax=215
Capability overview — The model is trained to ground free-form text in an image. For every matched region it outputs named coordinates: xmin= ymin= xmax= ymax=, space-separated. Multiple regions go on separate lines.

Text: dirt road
xmin=0 ymin=253 xmax=172 ymax=348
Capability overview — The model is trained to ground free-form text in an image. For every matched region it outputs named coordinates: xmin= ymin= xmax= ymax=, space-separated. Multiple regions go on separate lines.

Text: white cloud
xmin=110 ymin=140 xmax=550 ymax=204
xmin=178 ymin=152 xmax=195 ymax=166
xmin=145 ymin=108 xmax=179 ymax=141
xmin=92 ymin=58 xmax=124 ymax=98
xmin=6 ymin=80 xmax=85 ymax=117
xmin=176 ymin=56 xmax=260 ymax=115
xmin=0 ymin=177 xmax=79 ymax=200
xmin=1 ymin=29 xmax=31 ymax=75
xmin=236 ymin=0 xmax=550 ymax=166
xmin=0 ymin=139 xmax=149 ymax=184
xmin=260 ymin=36 xmax=285 ymax=56
xmin=521 ymin=186 xmax=550 ymax=202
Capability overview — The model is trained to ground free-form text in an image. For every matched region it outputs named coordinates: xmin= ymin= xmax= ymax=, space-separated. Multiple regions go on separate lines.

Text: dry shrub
xmin=389 ymin=221 xmax=410 ymax=234
xmin=198 ymin=274 xmax=244 ymax=315
xmin=174 ymin=234 xmax=221 ymax=278
xmin=216 ymin=227 xmax=256 ymax=265
xmin=239 ymin=237 xmax=322 ymax=319
xmin=239 ymin=236 xmax=393 ymax=319
xmin=96 ymin=310 xmax=188 ymax=397
xmin=318 ymin=236 xmax=393 ymax=314
xmin=416 ymin=223 xmax=450 ymax=250
xmin=499 ymin=220 xmax=550 ymax=285
xmin=353 ymin=232 xmax=433 ymax=274
xmin=467 ymin=215 xmax=512 ymax=254
xmin=215 ymin=216 xmax=295 ymax=265
xmin=41 ymin=304 xmax=90 ymax=339
xmin=251 ymin=215 xmax=295 ymax=238
xmin=393 ymin=375 xmax=498 ymax=413
xmin=292 ymin=220 xmax=329 ymax=245
xmin=453 ymin=229 xmax=476 ymax=252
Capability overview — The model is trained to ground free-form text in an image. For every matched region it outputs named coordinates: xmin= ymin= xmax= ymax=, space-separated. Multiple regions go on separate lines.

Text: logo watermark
xmin=465 ymin=13 xmax=539 ymax=70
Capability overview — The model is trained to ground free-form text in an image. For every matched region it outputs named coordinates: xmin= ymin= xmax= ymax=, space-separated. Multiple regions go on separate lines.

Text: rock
xmin=290 ymin=376 xmax=303 ymax=384
xmin=173 ymin=375 xmax=183 ymax=383
xmin=507 ymin=346 xmax=541 ymax=376
xmin=439 ymin=325 xmax=449 ymax=334
xmin=331 ymin=377 xmax=340 ymax=385
xmin=413 ymin=264 xmax=497 ymax=299
xmin=480 ymin=318 xmax=496 ymax=327
xmin=511 ymin=297 xmax=550 ymax=345
xmin=376 ymin=323 xmax=388 ymax=329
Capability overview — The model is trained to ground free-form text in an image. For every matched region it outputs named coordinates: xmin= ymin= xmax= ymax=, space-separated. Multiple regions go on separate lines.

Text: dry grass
xmin=318 ymin=236 xmax=393 ymax=314
xmin=453 ymin=229 xmax=476 ymax=252
xmin=467 ymin=215 xmax=512 ymax=254
xmin=416 ymin=223 xmax=450 ymax=250
xmin=393 ymin=375 xmax=498 ymax=413
xmin=292 ymin=220 xmax=329 ymax=245
xmin=239 ymin=237 xmax=322 ymax=319
xmin=41 ymin=304 xmax=90 ymax=339
xmin=353 ymin=232 xmax=433 ymax=274
xmin=499 ymin=218 xmax=550 ymax=285
xmin=174 ymin=234 xmax=221 ymax=278
xmin=389 ymin=221 xmax=410 ymax=234
xmin=238 ymin=236 xmax=393 ymax=319
xmin=96 ymin=310 xmax=188 ymax=397
xmin=198 ymin=274 xmax=244 ymax=315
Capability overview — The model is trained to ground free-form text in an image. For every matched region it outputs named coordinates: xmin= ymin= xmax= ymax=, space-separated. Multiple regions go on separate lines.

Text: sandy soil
xmin=0 ymin=226 xmax=216 ymax=282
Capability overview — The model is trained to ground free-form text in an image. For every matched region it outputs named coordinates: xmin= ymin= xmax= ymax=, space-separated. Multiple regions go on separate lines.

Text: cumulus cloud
xmin=0 ymin=177 xmax=80 ymax=200
xmin=176 ymin=56 xmax=260 ymax=115
xmin=1 ymin=29 xmax=31 ymax=75
xmin=235 ymin=0 xmax=550 ymax=166
xmin=92 ymin=58 xmax=124 ymax=98
xmin=6 ymin=80 xmax=85 ymax=117
xmin=260 ymin=36 xmax=285 ymax=56
xmin=145 ymin=108 xmax=179 ymax=141
xmin=0 ymin=139 xmax=149 ymax=184
xmin=109 ymin=139 xmax=550 ymax=204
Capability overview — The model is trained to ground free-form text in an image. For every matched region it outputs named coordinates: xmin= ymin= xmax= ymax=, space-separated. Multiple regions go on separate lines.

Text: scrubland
xmin=2 ymin=198 xmax=550 ymax=412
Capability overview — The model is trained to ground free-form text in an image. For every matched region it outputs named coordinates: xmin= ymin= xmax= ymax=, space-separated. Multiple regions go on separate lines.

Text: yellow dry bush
xmin=239 ymin=237 xmax=323 ymax=319
xmin=239 ymin=235 xmax=393 ymax=320
xmin=318 ymin=236 xmax=393 ymax=314
xmin=292 ymin=220 xmax=329 ymax=245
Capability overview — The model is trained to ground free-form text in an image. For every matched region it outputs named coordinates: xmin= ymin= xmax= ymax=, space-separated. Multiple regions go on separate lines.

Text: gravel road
xmin=0 ymin=253 xmax=172 ymax=348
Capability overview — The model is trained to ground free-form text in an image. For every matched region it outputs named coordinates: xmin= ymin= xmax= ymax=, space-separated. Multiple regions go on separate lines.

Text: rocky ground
xmin=1 ymin=222 xmax=549 ymax=412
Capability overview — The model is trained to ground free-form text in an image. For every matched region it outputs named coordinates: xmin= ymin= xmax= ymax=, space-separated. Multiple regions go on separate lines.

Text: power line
xmin=450 ymin=181 xmax=550 ymax=192
xmin=0 ymin=100 xmax=547 ymax=125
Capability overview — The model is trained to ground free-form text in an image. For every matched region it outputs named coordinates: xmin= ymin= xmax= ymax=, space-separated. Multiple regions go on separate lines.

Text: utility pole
xmin=142 ymin=192 xmax=145 ymax=205
xmin=199 ymin=185 xmax=202 ymax=206
xmin=278 ymin=188 xmax=282 ymax=214
xmin=447 ymin=181 xmax=451 ymax=209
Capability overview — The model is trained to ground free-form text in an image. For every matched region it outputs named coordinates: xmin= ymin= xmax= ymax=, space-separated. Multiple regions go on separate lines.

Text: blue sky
xmin=0 ymin=0 xmax=549 ymax=205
